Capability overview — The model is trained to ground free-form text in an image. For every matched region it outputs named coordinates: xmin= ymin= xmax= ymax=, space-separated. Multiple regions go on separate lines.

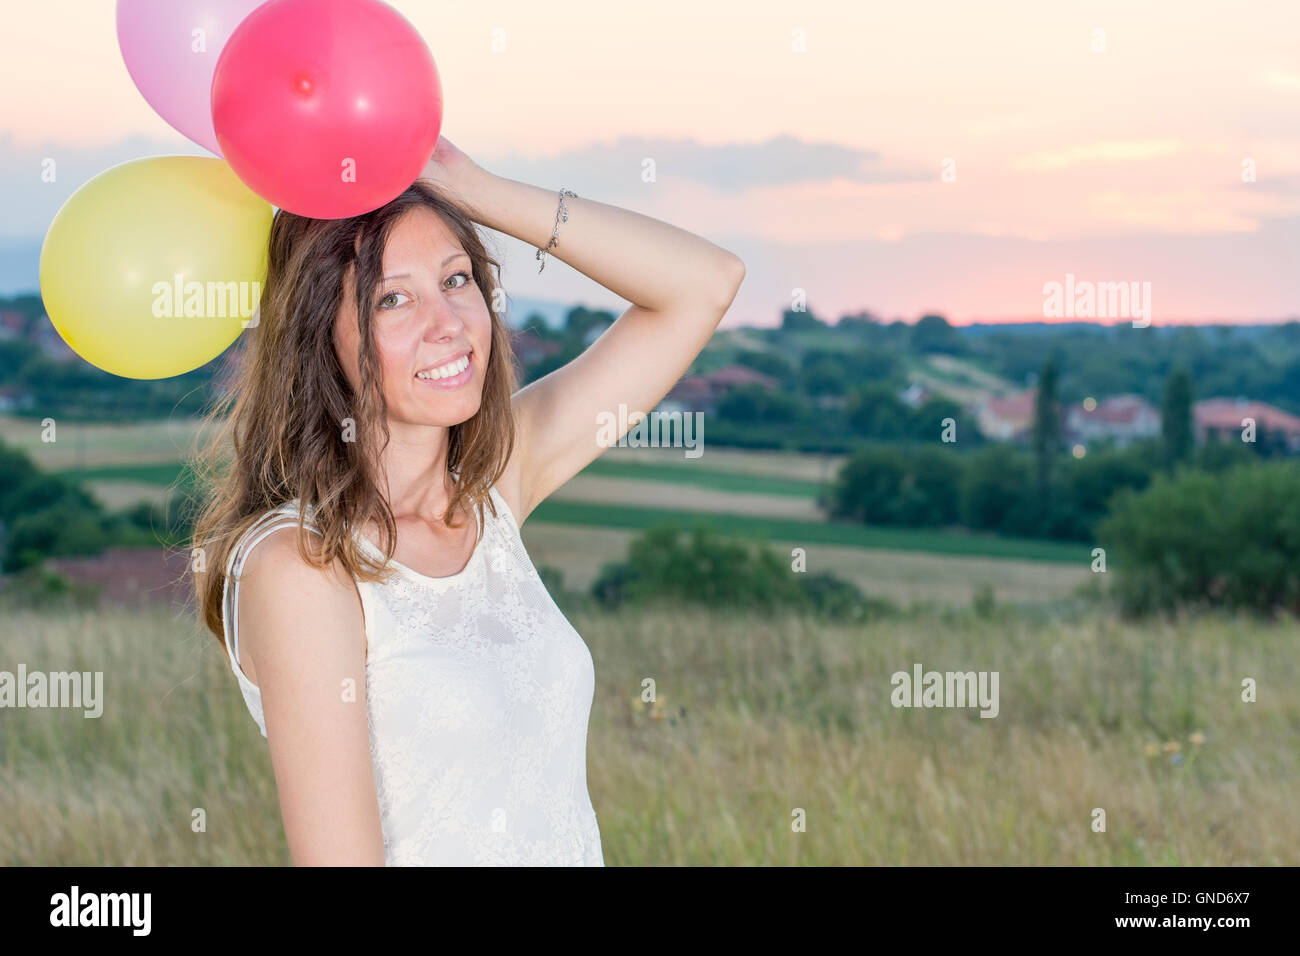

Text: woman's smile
xmin=413 ymin=350 xmax=473 ymax=390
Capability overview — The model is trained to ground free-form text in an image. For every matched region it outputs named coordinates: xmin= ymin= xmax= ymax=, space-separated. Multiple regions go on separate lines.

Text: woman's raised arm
xmin=426 ymin=139 xmax=746 ymax=521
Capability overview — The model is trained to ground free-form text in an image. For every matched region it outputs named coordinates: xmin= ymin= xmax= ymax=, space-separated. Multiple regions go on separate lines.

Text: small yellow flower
xmin=1190 ymin=731 xmax=1205 ymax=747
xmin=1162 ymin=740 xmax=1181 ymax=754
xmin=1144 ymin=742 xmax=1159 ymax=757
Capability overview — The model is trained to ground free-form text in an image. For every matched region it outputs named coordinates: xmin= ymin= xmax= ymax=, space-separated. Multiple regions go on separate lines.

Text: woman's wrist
xmin=431 ymin=160 xmax=491 ymax=219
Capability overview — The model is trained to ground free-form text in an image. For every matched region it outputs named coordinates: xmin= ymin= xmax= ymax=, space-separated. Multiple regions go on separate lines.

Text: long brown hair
xmin=190 ymin=179 xmax=518 ymax=646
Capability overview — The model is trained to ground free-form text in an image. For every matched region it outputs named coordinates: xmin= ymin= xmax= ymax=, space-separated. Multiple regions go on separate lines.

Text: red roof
xmin=665 ymin=376 xmax=714 ymax=403
xmin=1196 ymin=398 xmax=1300 ymax=433
xmin=1073 ymin=394 xmax=1156 ymax=425
xmin=702 ymin=364 xmax=779 ymax=390
xmin=40 ymin=547 xmax=195 ymax=609
xmin=984 ymin=390 xmax=1037 ymax=420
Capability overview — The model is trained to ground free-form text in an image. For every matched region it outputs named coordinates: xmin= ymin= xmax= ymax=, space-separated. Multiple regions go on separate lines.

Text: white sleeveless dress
xmin=220 ymin=484 xmax=604 ymax=866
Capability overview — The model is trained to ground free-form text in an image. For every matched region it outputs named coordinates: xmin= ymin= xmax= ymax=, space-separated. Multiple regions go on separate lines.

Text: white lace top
xmin=220 ymin=484 xmax=604 ymax=866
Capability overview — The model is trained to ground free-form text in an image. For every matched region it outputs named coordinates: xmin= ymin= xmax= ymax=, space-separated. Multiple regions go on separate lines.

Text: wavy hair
xmin=190 ymin=179 xmax=518 ymax=645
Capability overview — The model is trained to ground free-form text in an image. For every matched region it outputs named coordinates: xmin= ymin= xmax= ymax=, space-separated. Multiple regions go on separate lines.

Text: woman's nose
xmin=420 ymin=300 xmax=465 ymax=339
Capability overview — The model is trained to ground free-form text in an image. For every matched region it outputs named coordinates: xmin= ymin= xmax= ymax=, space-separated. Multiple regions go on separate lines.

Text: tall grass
xmin=1 ymin=601 xmax=1296 ymax=864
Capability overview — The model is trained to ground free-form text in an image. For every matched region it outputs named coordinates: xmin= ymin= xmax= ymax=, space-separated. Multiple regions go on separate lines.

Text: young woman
xmin=191 ymin=136 xmax=745 ymax=865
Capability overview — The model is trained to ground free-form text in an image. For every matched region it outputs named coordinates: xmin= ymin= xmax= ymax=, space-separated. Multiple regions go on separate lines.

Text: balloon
xmin=116 ymin=0 xmax=268 ymax=156
xmin=39 ymin=157 xmax=272 ymax=380
xmin=211 ymin=0 xmax=442 ymax=219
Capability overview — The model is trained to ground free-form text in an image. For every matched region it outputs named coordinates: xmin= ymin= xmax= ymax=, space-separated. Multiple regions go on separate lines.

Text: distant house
xmin=899 ymin=383 xmax=932 ymax=409
xmin=1065 ymin=394 xmax=1160 ymax=447
xmin=35 ymin=321 xmax=76 ymax=362
xmin=659 ymin=364 xmax=780 ymax=414
xmin=1195 ymin=397 xmax=1300 ymax=451
xmin=976 ymin=389 xmax=1037 ymax=441
xmin=659 ymin=375 xmax=714 ymax=414
xmin=0 ymin=309 xmax=26 ymax=340
xmin=704 ymin=364 xmax=780 ymax=394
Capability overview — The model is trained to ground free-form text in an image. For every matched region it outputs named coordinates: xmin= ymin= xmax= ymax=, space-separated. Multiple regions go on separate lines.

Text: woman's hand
xmin=420 ymin=134 xmax=483 ymax=198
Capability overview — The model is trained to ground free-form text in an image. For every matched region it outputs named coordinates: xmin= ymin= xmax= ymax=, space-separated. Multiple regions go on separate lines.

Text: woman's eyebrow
xmin=379 ymin=252 xmax=469 ymax=283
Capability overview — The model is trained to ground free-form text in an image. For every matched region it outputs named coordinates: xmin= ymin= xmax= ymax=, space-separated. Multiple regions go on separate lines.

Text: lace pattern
xmin=220 ymin=485 xmax=604 ymax=866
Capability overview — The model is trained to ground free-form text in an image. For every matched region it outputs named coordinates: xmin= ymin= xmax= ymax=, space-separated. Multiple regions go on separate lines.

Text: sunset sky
xmin=1 ymin=0 xmax=1297 ymax=325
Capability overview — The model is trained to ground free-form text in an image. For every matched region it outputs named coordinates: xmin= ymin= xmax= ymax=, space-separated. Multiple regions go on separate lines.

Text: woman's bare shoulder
xmin=235 ymin=525 xmax=365 ymax=686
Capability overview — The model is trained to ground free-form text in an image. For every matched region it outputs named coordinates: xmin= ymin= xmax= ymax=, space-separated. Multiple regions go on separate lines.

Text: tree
xmin=781 ymin=307 xmax=827 ymax=332
xmin=715 ymin=384 xmax=804 ymax=425
xmin=1033 ymin=355 xmax=1061 ymax=495
xmin=563 ymin=306 xmax=616 ymax=341
xmin=800 ymin=357 xmax=849 ymax=397
xmin=961 ymin=445 xmax=1034 ymax=535
xmin=845 ymin=384 xmax=910 ymax=439
xmin=830 ymin=445 xmax=964 ymax=527
xmin=1161 ymin=365 xmax=1194 ymax=469
xmin=911 ymin=314 xmax=960 ymax=353
xmin=733 ymin=349 xmax=794 ymax=383
xmin=829 ymin=447 xmax=906 ymax=524
xmin=1096 ymin=461 xmax=1300 ymax=615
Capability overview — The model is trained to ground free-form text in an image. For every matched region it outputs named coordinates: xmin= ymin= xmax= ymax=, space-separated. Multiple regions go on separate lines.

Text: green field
xmin=579 ymin=458 xmax=823 ymax=497
xmin=3 ymin=602 xmax=1295 ymax=865
xmin=54 ymin=462 xmax=196 ymax=486
xmin=53 ymin=457 xmax=823 ymax=499
xmin=529 ymin=500 xmax=1090 ymax=563
xmin=50 ymin=451 xmax=1089 ymax=565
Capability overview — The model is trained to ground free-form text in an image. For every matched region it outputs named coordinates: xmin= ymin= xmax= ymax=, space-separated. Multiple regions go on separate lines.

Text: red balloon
xmin=211 ymin=0 xmax=442 ymax=219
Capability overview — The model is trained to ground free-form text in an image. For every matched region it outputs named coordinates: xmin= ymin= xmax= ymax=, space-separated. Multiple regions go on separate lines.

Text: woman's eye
xmin=378 ymin=291 xmax=410 ymax=310
xmin=444 ymin=270 xmax=472 ymax=290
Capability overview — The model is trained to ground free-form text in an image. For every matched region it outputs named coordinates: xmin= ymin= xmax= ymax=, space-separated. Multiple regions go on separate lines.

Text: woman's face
xmin=334 ymin=206 xmax=492 ymax=429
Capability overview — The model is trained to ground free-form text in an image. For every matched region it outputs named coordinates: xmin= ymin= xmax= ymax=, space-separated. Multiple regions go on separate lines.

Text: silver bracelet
xmin=537 ymin=188 xmax=577 ymax=273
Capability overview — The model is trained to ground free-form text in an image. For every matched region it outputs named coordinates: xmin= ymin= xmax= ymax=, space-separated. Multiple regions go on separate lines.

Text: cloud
xmin=0 ymin=130 xmax=210 ymax=237
xmin=0 ymin=131 xmax=930 ymax=241
xmin=1014 ymin=140 xmax=1182 ymax=172
xmin=482 ymin=134 xmax=931 ymax=195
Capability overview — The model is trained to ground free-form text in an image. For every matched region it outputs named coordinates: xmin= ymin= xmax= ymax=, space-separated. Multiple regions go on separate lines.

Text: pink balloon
xmin=211 ymin=0 xmax=443 ymax=219
xmin=116 ymin=0 xmax=268 ymax=156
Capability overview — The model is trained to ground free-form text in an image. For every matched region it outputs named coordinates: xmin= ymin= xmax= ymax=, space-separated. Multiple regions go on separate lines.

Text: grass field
xmin=528 ymin=500 xmax=1090 ymax=563
xmin=520 ymin=523 xmax=1090 ymax=603
xmin=51 ymin=447 xmax=835 ymax=499
xmin=3 ymin=601 xmax=1295 ymax=865
xmin=0 ymin=414 xmax=213 ymax=470
xmin=29 ymin=411 xmax=1096 ymax=571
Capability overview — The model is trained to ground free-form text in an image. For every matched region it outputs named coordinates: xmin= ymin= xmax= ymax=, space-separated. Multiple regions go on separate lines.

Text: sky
xmin=1 ymin=0 xmax=1297 ymax=326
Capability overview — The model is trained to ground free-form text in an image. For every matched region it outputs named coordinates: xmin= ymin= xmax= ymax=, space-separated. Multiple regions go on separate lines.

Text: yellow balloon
xmin=39 ymin=156 xmax=272 ymax=379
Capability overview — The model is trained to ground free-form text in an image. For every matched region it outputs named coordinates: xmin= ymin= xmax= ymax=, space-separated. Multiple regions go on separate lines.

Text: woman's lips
xmin=414 ymin=352 xmax=473 ymax=390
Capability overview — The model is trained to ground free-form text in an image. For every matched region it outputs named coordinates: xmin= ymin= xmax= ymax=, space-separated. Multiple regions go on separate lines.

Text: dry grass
xmin=2 ymin=601 xmax=1295 ymax=865
xmin=0 ymin=414 xmax=216 ymax=470
xmin=546 ymin=473 xmax=822 ymax=519
xmin=83 ymin=481 xmax=175 ymax=511
xmin=600 ymin=442 xmax=844 ymax=482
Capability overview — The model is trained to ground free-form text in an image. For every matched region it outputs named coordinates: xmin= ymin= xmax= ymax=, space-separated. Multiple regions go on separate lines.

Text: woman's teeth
xmin=415 ymin=355 xmax=470 ymax=380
